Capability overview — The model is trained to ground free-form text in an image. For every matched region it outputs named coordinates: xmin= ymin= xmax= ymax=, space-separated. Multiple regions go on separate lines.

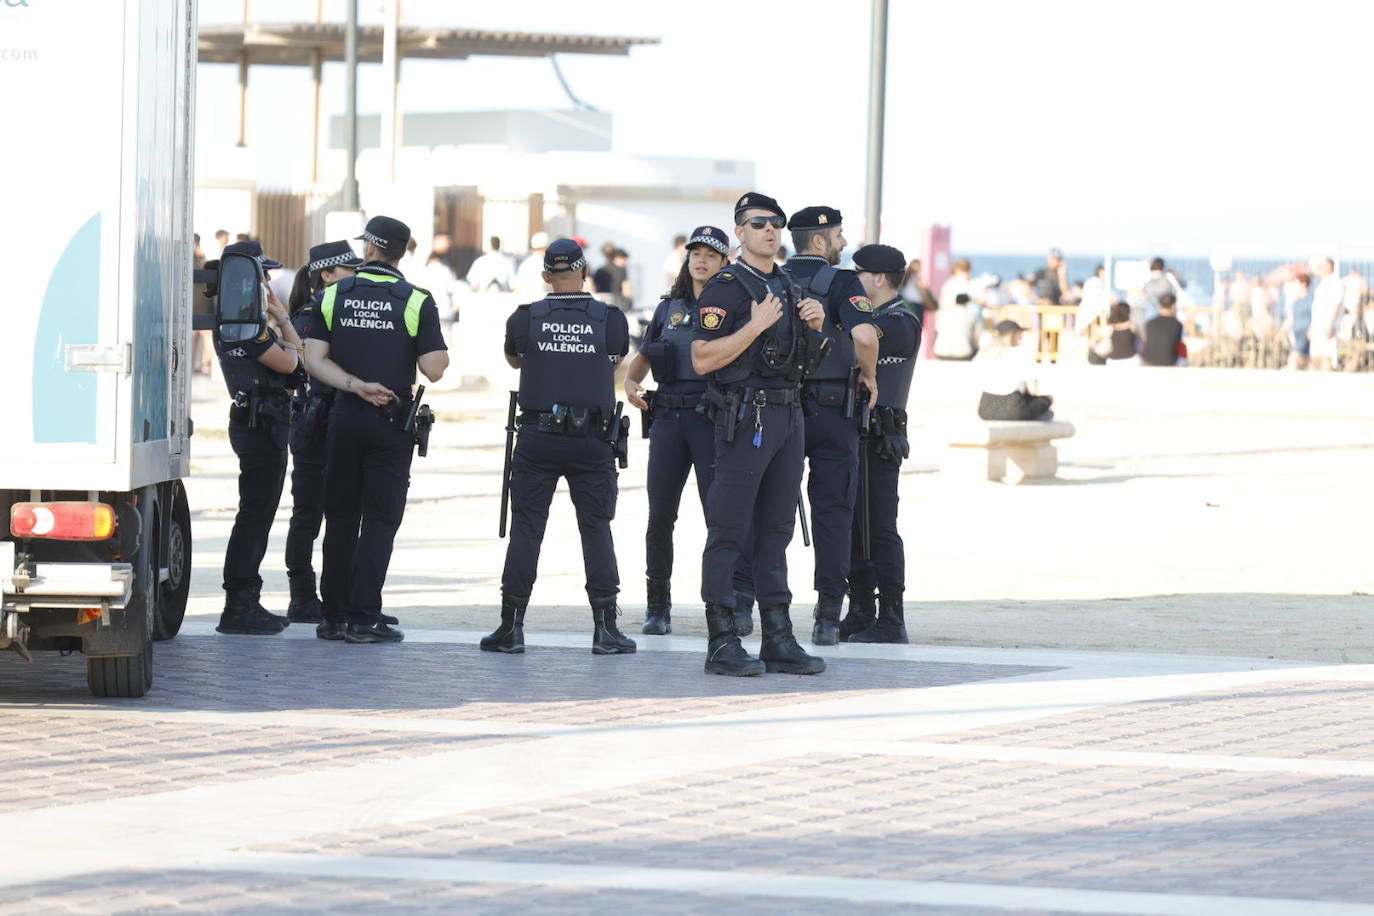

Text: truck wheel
xmin=154 ymin=482 xmax=192 ymax=641
xmin=86 ymin=641 xmax=153 ymax=698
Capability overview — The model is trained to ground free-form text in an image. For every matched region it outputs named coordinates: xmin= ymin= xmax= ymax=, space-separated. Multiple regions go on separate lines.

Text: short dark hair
xmin=1150 ymin=257 xmax=1165 ymax=271
xmin=1109 ymin=301 xmax=1131 ymax=323
xmin=882 ymin=271 xmax=904 ymax=291
xmin=790 ymin=227 xmax=826 ymax=255
xmin=1158 ymin=293 xmax=1177 ymax=310
xmin=490 ymin=236 xmax=501 ymax=251
xmin=955 ymin=292 xmax=971 ymax=305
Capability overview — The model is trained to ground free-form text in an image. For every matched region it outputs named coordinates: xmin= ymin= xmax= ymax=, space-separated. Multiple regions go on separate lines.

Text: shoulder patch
xmin=718 ymin=271 xmax=735 ymax=281
xmin=669 ymin=308 xmax=688 ymax=326
xmin=850 ymin=296 xmax=874 ymax=313
xmin=699 ymin=305 xmax=727 ymax=331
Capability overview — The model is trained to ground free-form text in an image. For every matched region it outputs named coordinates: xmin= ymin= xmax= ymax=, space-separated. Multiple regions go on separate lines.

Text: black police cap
xmin=686 ymin=225 xmax=730 ymax=257
xmin=307 ymin=240 xmax=364 ymax=274
xmin=222 ymin=240 xmax=283 ymax=271
xmin=852 ymin=243 xmax=907 ymax=274
xmin=356 ymin=215 xmax=411 ymax=252
xmin=733 ymin=191 xmax=786 ymax=223
xmin=786 ymin=206 xmax=843 ymax=231
xmin=543 ymin=238 xmax=587 ymax=273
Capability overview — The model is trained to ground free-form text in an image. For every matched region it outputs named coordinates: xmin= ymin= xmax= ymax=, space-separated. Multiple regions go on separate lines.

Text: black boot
xmin=249 ymin=583 xmax=290 ymax=628
xmin=704 ymin=604 xmax=764 ymax=677
xmin=849 ymin=593 xmax=909 ymax=644
xmin=480 ymin=595 xmax=527 ymax=653
xmin=287 ymin=573 xmax=325 ymax=623
xmin=732 ymin=590 xmax=755 ymax=637
xmin=591 ymin=597 xmax=637 ymax=655
xmin=217 ymin=588 xmax=286 ymax=635
xmin=759 ymin=605 xmax=826 ymax=675
xmin=642 ymin=577 xmax=671 ymax=635
xmin=810 ymin=593 xmax=843 ymax=646
xmin=839 ymin=586 xmax=877 ymax=642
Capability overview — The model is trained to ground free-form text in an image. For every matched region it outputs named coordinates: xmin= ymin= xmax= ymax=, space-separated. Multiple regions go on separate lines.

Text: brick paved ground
xmin=2 ymin=626 xmax=1372 ymax=914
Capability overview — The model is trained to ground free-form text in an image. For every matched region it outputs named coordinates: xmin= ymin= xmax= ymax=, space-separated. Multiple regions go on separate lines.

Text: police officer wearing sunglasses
xmin=690 ymin=193 xmax=829 ymax=677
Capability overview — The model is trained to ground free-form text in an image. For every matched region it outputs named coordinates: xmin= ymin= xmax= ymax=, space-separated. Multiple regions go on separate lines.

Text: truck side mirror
xmin=214 ymin=252 xmax=266 ymax=343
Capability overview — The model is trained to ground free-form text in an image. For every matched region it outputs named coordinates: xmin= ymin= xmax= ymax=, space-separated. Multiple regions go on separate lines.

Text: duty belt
xmin=802 ymin=379 xmax=848 ymax=409
xmin=740 ymin=386 xmax=801 ymax=406
xmin=519 ymin=409 xmax=608 ymax=437
xmin=650 ymin=392 xmax=705 ymax=411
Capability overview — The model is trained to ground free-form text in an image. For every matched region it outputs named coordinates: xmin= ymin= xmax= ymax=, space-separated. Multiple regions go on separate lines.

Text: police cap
xmin=356 ymin=215 xmax=411 ymax=253
xmin=543 ymin=238 xmax=587 ymax=273
xmin=733 ymin=191 xmax=786 ymax=223
xmin=306 ymin=240 xmax=364 ymax=274
xmin=852 ymin=243 xmax=907 ymax=274
xmin=685 ymin=225 xmax=730 ymax=257
xmin=786 ymin=206 xmax=843 ymax=231
xmin=222 ymin=240 xmax=283 ymax=271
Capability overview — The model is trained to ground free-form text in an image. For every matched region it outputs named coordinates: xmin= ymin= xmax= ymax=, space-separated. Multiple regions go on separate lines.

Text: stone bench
xmin=942 ymin=420 xmax=1076 ymax=484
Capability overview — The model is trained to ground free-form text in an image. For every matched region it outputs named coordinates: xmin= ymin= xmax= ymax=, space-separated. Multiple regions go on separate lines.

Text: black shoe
xmin=343 ymin=622 xmax=405 ymax=644
xmin=315 ymin=620 xmax=347 ymax=641
xmin=591 ymin=598 xmax=636 ymax=655
xmin=839 ymin=587 xmax=877 ymax=642
xmin=642 ymin=577 xmax=671 ymax=635
xmin=704 ymin=603 xmax=764 ymax=677
xmin=380 ymin=613 xmax=399 ymax=626
xmin=287 ymin=574 xmax=325 ymax=623
xmin=480 ymin=596 xmax=527 ymax=653
xmin=732 ymin=590 xmax=755 ymax=637
xmin=216 ymin=592 xmax=286 ymax=636
xmin=759 ymin=605 xmax=826 ymax=675
xmin=254 ymin=602 xmax=290 ymax=628
xmin=810 ymin=593 xmax=843 ymax=646
xmin=849 ymin=595 xmax=909 ymax=644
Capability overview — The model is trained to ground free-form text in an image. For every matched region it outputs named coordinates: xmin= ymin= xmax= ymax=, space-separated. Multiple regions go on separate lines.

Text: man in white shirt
xmin=933 ymin=293 xmax=980 ymax=359
xmin=466 ymin=236 xmax=516 ymax=292
xmin=1309 ymin=256 xmax=1344 ymax=370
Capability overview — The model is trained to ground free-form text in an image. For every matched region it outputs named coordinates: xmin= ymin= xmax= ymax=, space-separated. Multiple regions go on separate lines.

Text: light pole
xmin=864 ymin=0 xmax=889 ymax=244
xmin=343 ymin=0 xmax=359 ymax=211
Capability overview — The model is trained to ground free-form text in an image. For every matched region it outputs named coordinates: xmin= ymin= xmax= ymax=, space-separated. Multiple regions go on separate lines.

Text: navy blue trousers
xmin=701 ymin=402 xmax=804 ymax=609
xmin=644 ymin=406 xmax=715 ymax=581
xmin=848 ymin=437 xmax=905 ymax=598
xmin=802 ymin=405 xmax=860 ymax=598
xmin=223 ymin=417 xmax=287 ymax=593
xmin=501 ymin=431 xmax=620 ymax=601
xmin=284 ymin=417 xmax=327 ymax=580
xmin=319 ymin=401 xmax=414 ymax=625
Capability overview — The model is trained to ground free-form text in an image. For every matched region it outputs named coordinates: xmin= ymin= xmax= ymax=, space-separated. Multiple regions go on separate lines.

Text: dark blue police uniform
xmin=636 ymin=225 xmax=731 ymax=636
xmin=307 ymin=227 xmax=447 ymax=643
xmin=843 ymin=244 xmax=921 ymax=644
xmin=283 ymin=241 xmax=363 ymax=624
xmin=693 ymin=192 xmax=826 ymax=677
xmin=482 ymin=238 xmax=636 ymax=656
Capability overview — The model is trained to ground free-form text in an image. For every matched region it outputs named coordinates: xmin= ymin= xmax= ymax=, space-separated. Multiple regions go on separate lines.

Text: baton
xmin=797 ymin=493 xmax=811 ymax=547
xmin=860 ymin=441 xmax=872 ymax=560
xmin=498 ymin=390 xmax=517 ymax=538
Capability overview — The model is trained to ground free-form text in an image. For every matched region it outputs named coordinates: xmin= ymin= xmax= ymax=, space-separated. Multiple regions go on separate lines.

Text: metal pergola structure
xmin=198 ymin=19 xmax=658 ymax=187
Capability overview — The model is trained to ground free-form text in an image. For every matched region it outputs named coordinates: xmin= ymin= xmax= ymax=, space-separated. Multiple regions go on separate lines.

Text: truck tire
xmin=154 ymin=481 xmax=192 ymax=641
xmin=86 ymin=641 xmax=153 ymax=698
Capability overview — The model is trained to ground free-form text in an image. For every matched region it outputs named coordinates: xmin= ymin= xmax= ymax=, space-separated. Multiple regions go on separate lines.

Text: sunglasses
xmin=740 ymin=216 xmax=786 ymax=230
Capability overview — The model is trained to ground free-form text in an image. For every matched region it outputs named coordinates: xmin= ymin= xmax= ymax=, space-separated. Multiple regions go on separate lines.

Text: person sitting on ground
xmin=1089 ymin=301 xmax=1140 ymax=365
xmin=933 ymin=292 xmax=980 ymax=360
xmin=975 ymin=320 xmax=1053 ymax=421
xmin=1142 ymin=293 xmax=1185 ymax=366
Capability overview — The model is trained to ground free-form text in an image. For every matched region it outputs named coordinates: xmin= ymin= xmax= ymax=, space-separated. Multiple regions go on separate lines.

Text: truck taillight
xmin=10 ymin=503 xmax=117 ymax=541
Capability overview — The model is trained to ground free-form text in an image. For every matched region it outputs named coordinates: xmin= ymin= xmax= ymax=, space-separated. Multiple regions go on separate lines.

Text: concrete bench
xmin=943 ymin=420 xmax=1076 ymax=484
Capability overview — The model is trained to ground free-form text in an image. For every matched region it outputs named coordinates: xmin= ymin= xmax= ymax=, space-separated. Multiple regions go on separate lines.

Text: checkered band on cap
xmin=359 ymin=230 xmax=391 ymax=249
xmin=308 ymin=252 xmax=360 ymax=273
xmin=548 ymin=256 xmax=586 ymax=273
xmin=688 ymin=233 xmax=729 ymax=256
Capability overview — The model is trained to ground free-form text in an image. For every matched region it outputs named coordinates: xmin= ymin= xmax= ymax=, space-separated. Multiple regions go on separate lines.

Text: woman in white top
xmin=974 ymin=320 xmax=1053 ymax=421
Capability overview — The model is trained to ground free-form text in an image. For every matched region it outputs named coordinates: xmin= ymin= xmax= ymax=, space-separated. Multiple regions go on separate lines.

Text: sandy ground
xmin=183 ymin=358 xmax=1374 ymax=663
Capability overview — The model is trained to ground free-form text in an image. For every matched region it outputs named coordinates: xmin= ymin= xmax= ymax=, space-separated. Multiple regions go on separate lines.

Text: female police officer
xmin=282 ymin=241 xmax=362 ymax=623
xmin=214 ymin=241 xmax=304 ymax=635
xmin=623 ymin=226 xmax=730 ymax=635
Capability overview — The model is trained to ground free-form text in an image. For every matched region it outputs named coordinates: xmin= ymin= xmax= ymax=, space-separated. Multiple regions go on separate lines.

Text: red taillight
xmin=10 ymin=503 xmax=117 ymax=541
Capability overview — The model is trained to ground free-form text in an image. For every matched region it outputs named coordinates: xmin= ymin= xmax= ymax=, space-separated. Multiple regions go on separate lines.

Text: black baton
xmin=499 ymin=390 xmax=517 ymax=538
xmin=797 ymin=493 xmax=811 ymax=548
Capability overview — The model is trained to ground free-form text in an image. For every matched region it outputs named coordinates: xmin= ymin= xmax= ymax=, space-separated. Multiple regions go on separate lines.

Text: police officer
xmin=282 ymin=241 xmax=362 ymax=623
xmin=691 ymin=193 xmax=828 ymax=677
xmin=214 ymin=241 xmax=302 ymax=635
xmin=303 ymin=216 xmax=449 ymax=644
xmin=781 ymin=206 xmax=879 ymax=646
xmin=482 ymin=239 xmax=636 ymax=656
xmin=623 ymin=226 xmax=731 ymax=635
xmin=843 ymin=244 xmax=921 ymax=643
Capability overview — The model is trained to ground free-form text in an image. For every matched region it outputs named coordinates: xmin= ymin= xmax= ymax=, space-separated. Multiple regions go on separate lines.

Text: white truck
xmin=0 ymin=0 xmax=198 ymax=697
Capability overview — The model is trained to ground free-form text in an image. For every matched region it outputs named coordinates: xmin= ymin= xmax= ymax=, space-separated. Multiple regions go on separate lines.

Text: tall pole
xmin=381 ymin=0 xmax=400 ymax=184
xmin=343 ymin=0 xmax=359 ymax=210
xmin=864 ymin=0 xmax=889 ymax=244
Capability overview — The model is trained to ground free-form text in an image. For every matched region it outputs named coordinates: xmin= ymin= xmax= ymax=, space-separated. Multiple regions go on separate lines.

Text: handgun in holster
xmin=403 ymin=385 xmax=434 ymax=457
xmin=605 ymin=401 xmax=628 ymax=468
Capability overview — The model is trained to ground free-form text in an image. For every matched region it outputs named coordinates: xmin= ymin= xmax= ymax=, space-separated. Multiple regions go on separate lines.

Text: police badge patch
xmin=850 ymin=296 xmax=874 ymax=313
xmin=700 ymin=306 xmax=727 ymax=330
xmin=669 ymin=310 xmax=687 ymax=326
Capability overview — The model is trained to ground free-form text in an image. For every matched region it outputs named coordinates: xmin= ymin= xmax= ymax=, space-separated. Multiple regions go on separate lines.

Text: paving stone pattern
xmin=0 ymin=719 xmax=522 ymax=814
xmin=925 ymin=680 xmax=1374 ymax=759
xmin=258 ymin=753 xmax=1374 ymax=904
xmin=0 ymin=870 xmax=1079 ymax=916
xmin=0 ymin=636 xmax=1055 ymax=725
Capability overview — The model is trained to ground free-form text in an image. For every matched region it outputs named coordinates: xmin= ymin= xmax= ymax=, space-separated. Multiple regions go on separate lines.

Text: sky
xmin=197 ymin=0 xmax=1373 ymax=258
